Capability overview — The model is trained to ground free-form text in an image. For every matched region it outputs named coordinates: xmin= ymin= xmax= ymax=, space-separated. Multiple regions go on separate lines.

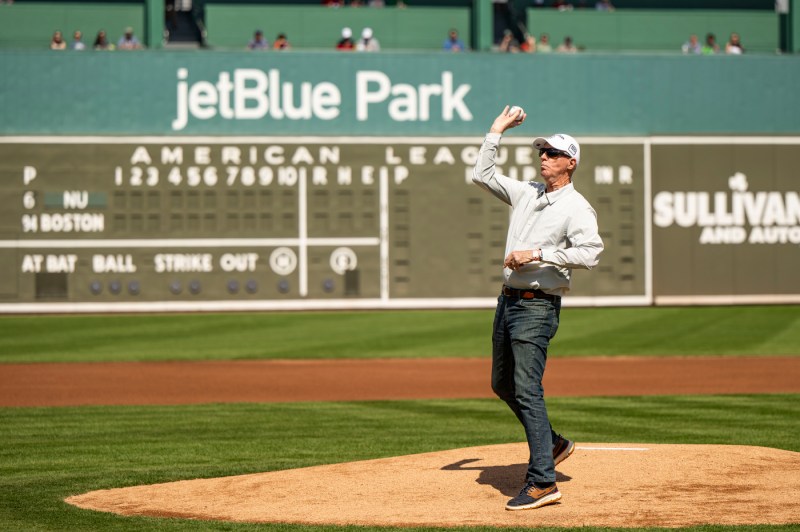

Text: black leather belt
xmin=502 ymin=285 xmax=558 ymax=302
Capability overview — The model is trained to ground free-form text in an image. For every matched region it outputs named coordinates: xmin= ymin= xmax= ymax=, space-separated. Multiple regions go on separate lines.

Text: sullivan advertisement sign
xmin=651 ymin=142 xmax=800 ymax=302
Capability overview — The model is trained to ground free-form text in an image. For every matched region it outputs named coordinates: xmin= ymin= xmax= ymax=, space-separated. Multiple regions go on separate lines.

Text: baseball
xmin=509 ymin=106 xmax=524 ymax=119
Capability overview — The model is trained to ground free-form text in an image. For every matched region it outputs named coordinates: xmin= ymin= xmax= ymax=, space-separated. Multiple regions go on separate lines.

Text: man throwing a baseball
xmin=472 ymin=106 xmax=603 ymax=511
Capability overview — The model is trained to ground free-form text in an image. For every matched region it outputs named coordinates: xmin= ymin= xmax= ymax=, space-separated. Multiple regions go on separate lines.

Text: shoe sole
xmin=505 ymin=490 xmax=562 ymax=511
xmin=554 ymin=439 xmax=575 ymax=466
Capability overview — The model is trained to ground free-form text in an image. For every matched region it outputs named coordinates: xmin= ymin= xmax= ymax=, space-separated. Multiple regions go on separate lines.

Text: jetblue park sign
xmin=2 ymin=51 xmax=800 ymax=135
xmin=172 ymin=68 xmax=473 ymax=131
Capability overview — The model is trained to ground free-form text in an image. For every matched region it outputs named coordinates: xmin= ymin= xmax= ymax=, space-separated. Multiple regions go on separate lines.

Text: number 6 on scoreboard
xmin=23 ymin=191 xmax=36 ymax=209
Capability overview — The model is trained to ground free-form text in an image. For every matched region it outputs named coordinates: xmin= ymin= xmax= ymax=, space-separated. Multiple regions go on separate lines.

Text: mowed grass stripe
xmin=0 ymin=395 xmax=798 ymax=531
xmin=1 ymin=306 xmax=799 ymax=362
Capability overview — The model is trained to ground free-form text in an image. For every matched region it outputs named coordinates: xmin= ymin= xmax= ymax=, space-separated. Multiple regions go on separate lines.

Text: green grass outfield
xmin=1 ymin=306 xmax=798 ymax=531
xmin=1 ymin=395 xmax=799 ymax=532
xmin=1 ymin=305 xmax=799 ymax=363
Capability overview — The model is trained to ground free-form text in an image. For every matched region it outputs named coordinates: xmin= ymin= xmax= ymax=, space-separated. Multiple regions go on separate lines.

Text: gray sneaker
xmin=506 ymin=482 xmax=562 ymax=511
xmin=553 ymin=435 xmax=575 ymax=465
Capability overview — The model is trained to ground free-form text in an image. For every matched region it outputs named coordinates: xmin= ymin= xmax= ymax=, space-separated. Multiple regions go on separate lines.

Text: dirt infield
xmin=9 ymin=357 xmax=800 ymax=527
xmin=2 ymin=356 xmax=799 ymax=407
xmin=10 ymin=355 xmax=796 ymax=527
xmin=66 ymin=442 xmax=800 ymax=528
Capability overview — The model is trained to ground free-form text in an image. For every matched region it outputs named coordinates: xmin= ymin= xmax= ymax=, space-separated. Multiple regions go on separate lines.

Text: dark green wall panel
xmin=1 ymin=50 xmax=798 ymax=135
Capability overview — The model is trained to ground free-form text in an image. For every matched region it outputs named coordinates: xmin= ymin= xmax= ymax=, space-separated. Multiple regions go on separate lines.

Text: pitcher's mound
xmin=66 ymin=443 xmax=800 ymax=528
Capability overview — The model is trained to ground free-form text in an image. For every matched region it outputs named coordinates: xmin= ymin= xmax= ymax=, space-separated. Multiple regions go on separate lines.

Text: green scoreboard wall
xmin=0 ymin=137 xmax=647 ymax=310
xmin=2 ymin=136 xmax=798 ymax=312
xmin=0 ymin=51 xmax=798 ymax=311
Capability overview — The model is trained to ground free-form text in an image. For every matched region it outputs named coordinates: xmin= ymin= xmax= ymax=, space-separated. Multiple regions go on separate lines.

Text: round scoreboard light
xmin=227 ymin=280 xmax=240 ymax=294
xmin=245 ymin=279 xmax=258 ymax=294
xmin=89 ymin=281 xmax=103 ymax=295
xmin=323 ymin=278 xmax=335 ymax=292
xmin=127 ymin=280 xmax=140 ymax=295
xmin=330 ymin=247 xmax=357 ymax=275
xmin=169 ymin=281 xmax=182 ymax=295
xmin=189 ymin=280 xmax=201 ymax=294
xmin=277 ymin=279 xmax=290 ymax=293
xmin=109 ymin=280 xmax=122 ymax=295
xmin=269 ymin=247 xmax=298 ymax=276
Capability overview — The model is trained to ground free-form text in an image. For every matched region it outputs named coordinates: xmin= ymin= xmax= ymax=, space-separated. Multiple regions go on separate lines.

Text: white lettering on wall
xmin=171 ymin=68 xmax=472 ymax=130
xmin=356 ymin=71 xmax=472 ymax=122
xmin=172 ymin=68 xmax=342 ymax=130
xmin=653 ymin=172 xmax=800 ymax=244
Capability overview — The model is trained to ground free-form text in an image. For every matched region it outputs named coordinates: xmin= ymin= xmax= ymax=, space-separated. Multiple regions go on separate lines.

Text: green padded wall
xmin=205 ymin=5 xmax=470 ymax=50
xmin=2 ymin=50 xmax=799 ymax=135
xmin=526 ymin=9 xmax=778 ymax=52
xmin=0 ymin=3 xmax=145 ymax=50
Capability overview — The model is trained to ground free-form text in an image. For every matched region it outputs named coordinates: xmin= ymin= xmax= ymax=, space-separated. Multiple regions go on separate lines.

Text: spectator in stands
xmin=702 ymin=33 xmax=719 ymax=54
xmin=443 ymin=29 xmax=466 ymax=52
xmin=556 ymin=35 xmax=578 ymax=53
xmin=350 ymin=0 xmax=364 ymax=7
xmin=726 ymin=32 xmax=744 ymax=54
xmin=498 ymin=29 xmax=519 ymax=53
xmin=117 ymin=27 xmax=143 ymax=50
xmin=165 ymin=0 xmax=178 ymax=32
xmin=248 ymin=30 xmax=269 ymax=50
xmin=553 ymin=0 xmax=574 ymax=11
xmin=70 ymin=30 xmax=86 ymax=51
xmin=93 ymin=30 xmax=114 ymax=50
xmin=336 ymin=27 xmax=355 ymax=50
xmin=537 ymin=33 xmax=553 ymax=53
xmin=368 ymin=0 xmax=386 ymax=6
xmin=50 ymin=31 xmax=67 ymax=50
xmin=356 ymin=27 xmax=380 ymax=52
xmin=681 ymin=34 xmax=701 ymax=54
xmin=273 ymin=33 xmax=291 ymax=50
xmin=595 ymin=0 xmax=614 ymax=10
xmin=520 ymin=33 xmax=537 ymax=53
xmin=322 ymin=0 xmax=343 ymax=7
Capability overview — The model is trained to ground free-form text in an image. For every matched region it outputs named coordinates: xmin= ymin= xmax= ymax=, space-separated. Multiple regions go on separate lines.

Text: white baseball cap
xmin=533 ymin=133 xmax=580 ymax=166
xmin=362 ymin=27 xmax=373 ymax=39
xmin=341 ymin=27 xmax=352 ymax=39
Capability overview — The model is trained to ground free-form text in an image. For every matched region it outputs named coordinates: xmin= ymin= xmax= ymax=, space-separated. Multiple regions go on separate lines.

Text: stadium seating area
xmin=204 ymin=4 xmax=468 ymax=50
xmin=0 ymin=2 xmax=145 ymax=50
xmin=0 ymin=0 xmax=790 ymax=53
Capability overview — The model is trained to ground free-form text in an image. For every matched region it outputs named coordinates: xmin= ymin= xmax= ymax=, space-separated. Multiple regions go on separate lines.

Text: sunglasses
xmin=539 ymin=148 xmax=571 ymax=159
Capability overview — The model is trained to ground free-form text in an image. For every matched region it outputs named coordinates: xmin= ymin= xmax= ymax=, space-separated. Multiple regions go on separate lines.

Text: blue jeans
xmin=491 ymin=293 xmax=562 ymax=485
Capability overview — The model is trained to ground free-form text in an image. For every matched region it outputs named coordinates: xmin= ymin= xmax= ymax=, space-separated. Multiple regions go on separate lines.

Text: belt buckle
xmin=504 ymin=285 xmax=552 ymax=301
xmin=503 ymin=286 xmax=528 ymax=299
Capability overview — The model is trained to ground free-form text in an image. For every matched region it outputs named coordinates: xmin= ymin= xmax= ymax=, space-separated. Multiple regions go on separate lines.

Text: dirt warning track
xmin=2 ymin=356 xmax=798 ymax=407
